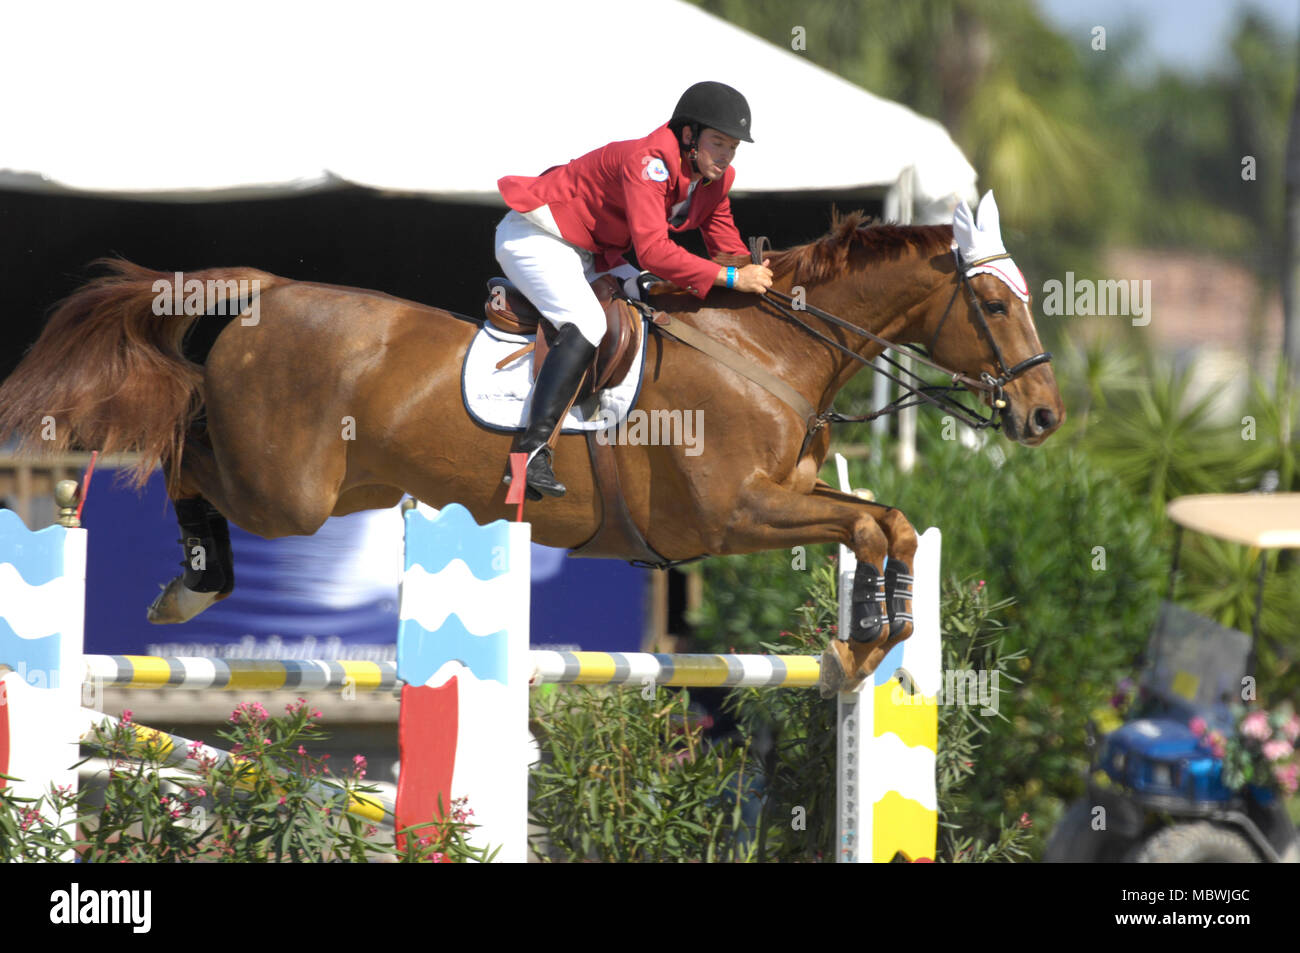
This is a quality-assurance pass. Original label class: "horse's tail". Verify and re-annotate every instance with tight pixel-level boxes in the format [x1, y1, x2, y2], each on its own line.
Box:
[0, 257, 279, 490]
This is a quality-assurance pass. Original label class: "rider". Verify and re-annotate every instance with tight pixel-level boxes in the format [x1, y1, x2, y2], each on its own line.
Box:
[495, 80, 774, 499]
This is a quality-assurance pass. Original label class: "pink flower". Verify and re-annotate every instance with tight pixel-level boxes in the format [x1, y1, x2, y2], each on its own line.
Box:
[1261, 739, 1294, 762]
[1272, 763, 1299, 794]
[229, 701, 269, 724]
[1284, 715, 1300, 744]
[1189, 717, 1207, 737]
[1018, 813, 1032, 829]
[1241, 711, 1270, 740]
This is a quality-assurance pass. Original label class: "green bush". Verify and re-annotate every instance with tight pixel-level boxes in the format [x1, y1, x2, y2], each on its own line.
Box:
[528, 686, 756, 862]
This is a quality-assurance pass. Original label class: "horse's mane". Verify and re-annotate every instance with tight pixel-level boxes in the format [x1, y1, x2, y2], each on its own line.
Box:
[761, 211, 953, 285]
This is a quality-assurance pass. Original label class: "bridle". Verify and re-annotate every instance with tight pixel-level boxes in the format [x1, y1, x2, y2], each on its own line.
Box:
[746, 236, 1052, 442]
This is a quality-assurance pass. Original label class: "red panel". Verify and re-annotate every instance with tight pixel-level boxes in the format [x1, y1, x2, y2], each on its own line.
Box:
[395, 679, 458, 855]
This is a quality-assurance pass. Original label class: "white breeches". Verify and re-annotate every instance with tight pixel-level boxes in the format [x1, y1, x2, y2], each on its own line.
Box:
[494, 209, 639, 347]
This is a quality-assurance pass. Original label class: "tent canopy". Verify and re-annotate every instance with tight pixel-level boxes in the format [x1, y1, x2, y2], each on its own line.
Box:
[1, 0, 976, 220]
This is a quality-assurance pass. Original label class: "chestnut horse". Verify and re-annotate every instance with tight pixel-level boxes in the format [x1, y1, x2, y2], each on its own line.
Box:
[0, 207, 1063, 694]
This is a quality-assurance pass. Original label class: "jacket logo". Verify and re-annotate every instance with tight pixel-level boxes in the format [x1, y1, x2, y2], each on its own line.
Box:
[641, 156, 670, 182]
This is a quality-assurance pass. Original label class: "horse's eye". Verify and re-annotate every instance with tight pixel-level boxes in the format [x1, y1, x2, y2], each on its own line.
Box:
[985, 300, 1007, 315]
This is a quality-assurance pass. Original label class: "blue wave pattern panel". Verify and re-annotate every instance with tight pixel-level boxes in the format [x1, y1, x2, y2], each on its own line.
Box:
[398, 615, 508, 687]
[0, 510, 71, 678]
[398, 504, 515, 687]
[402, 503, 514, 579]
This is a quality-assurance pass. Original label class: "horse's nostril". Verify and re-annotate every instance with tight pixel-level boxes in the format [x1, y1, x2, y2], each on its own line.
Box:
[1033, 407, 1057, 432]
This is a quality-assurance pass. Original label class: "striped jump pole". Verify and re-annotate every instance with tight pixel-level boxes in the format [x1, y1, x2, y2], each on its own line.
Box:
[79, 652, 818, 691]
[82, 656, 399, 693]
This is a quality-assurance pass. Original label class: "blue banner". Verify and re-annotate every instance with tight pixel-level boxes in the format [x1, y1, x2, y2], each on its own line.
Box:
[81, 471, 647, 657]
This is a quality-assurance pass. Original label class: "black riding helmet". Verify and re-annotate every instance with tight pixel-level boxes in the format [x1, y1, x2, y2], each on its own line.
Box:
[670, 81, 753, 143]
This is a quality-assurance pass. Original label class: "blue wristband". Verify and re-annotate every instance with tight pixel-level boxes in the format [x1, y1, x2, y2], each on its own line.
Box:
[726, 266, 736, 289]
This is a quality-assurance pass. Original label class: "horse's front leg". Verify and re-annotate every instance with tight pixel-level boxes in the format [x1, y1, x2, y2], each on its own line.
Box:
[722, 479, 918, 696]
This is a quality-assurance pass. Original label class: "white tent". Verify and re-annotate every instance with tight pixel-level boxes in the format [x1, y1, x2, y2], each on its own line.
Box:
[0, 0, 976, 222]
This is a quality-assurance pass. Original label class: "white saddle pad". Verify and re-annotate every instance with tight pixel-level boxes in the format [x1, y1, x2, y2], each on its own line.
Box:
[461, 320, 648, 433]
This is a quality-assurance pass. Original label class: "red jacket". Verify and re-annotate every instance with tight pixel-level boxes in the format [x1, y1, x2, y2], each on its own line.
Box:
[498, 124, 750, 298]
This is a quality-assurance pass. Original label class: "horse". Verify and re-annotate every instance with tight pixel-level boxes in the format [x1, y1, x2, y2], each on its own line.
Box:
[0, 194, 1063, 695]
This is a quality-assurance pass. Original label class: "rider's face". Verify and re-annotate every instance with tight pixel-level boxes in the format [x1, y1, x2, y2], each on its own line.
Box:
[688, 127, 739, 181]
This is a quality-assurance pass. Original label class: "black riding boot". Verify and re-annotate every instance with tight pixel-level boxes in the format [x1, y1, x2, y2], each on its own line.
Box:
[509, 323, 597, 498]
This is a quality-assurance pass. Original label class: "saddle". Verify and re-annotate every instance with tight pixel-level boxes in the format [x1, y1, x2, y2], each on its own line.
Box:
[483, 275, 643, 400]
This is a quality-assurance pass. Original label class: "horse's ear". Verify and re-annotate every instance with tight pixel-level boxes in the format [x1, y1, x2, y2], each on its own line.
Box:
[954, 191, 1011, 263]
[975, 191, 1001, 237]
[952, 199, 977, 255]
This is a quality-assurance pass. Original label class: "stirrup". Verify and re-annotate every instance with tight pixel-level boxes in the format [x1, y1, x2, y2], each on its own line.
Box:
[501, 451, 545, 501]
[523, 445, 566, 497]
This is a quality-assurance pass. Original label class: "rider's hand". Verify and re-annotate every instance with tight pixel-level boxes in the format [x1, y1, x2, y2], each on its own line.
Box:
[732, 259, 772, 294]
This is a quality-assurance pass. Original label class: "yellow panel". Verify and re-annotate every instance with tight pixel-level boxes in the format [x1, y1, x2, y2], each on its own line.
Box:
[120, 655, 173, 689]
[224, 662, 291, 692]
[339, 661, 385, 691]
[873, 680, 938, 751]
[128, 724, 178, 758]
[780, 656, 822, 688]
[872, 790, 937, 863]
[570, 653, 617, 684]
[1171, 671, 1200, 701]
[662, 657, 729, 688]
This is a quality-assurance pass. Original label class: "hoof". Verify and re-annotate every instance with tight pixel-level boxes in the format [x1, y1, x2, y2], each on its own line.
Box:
[819, 641, 867, 699]
[147, 576, 225, 624]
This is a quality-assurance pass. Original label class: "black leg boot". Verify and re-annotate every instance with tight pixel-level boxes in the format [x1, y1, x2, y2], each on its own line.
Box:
[506, 323, 597, 498]
[172, 497, 234, 595]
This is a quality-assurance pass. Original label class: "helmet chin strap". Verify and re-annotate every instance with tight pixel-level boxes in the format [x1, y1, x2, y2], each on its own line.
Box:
[682, 122, 704, 178]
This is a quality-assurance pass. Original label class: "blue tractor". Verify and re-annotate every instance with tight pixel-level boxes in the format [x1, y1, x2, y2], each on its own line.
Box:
[1045, 493, 1299, 863]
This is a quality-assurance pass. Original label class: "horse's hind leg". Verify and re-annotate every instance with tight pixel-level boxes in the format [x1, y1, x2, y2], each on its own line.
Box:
[147, 437, 237, 624]
[146, 496, 235, 624]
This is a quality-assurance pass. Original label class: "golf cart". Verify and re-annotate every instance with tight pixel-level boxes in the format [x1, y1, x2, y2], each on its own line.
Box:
[1045, 493, 1300, 863]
